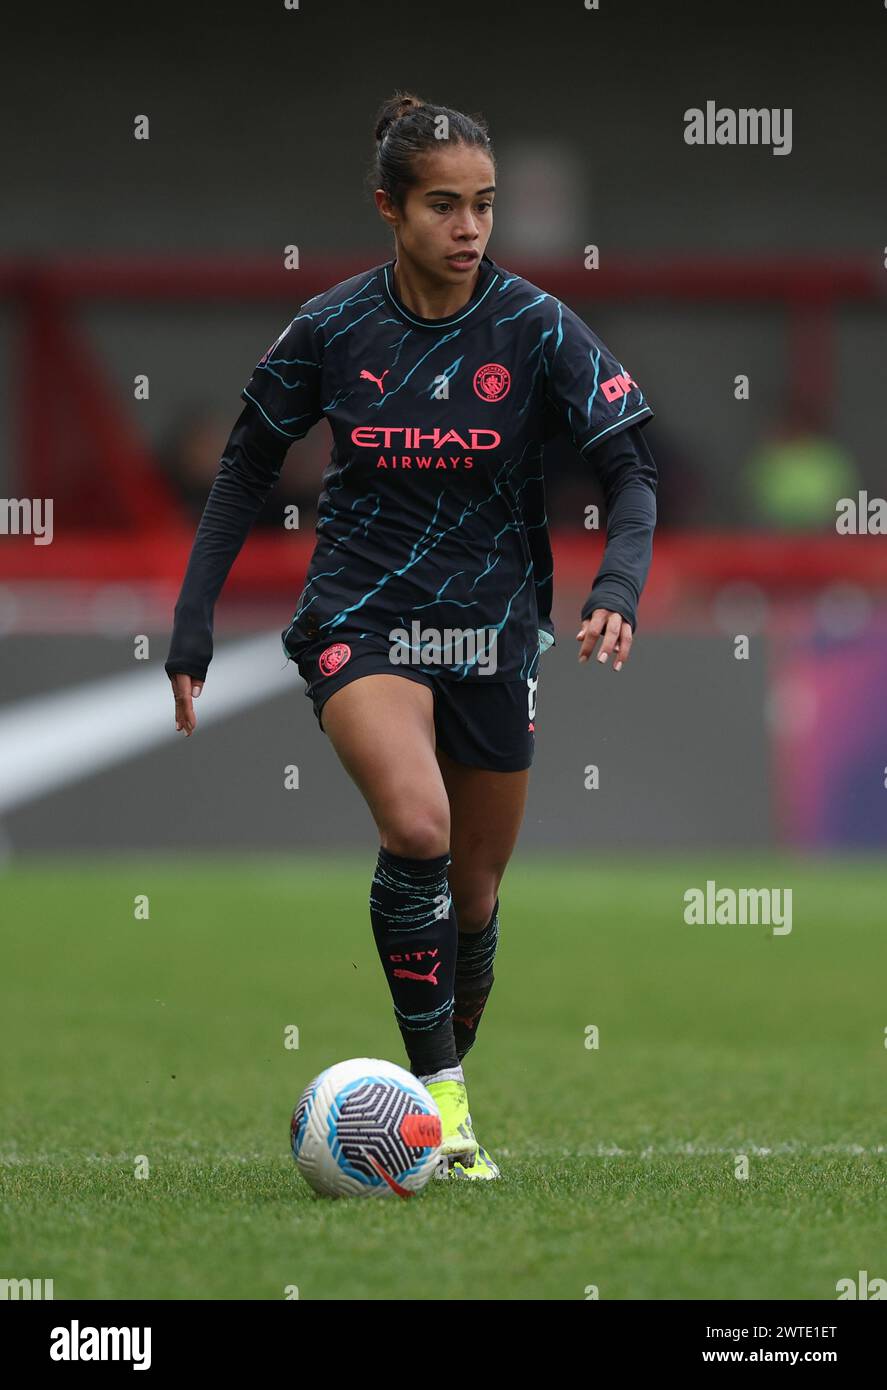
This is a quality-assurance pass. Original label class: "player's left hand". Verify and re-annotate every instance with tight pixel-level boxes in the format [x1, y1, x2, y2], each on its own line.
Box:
[576, 609, 633, 671]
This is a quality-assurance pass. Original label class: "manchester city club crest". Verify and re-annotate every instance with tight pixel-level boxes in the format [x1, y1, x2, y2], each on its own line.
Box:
[473, 362, 511, 402]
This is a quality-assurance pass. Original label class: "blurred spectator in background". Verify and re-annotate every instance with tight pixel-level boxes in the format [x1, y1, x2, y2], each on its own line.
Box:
[630, 423, 707, 529]
[741, 410, 860, 530]
[543, 420, 706, 530]
[494, 140, 584, 259]
[159, 411, 229, 521]
[159, 409, 329, 529]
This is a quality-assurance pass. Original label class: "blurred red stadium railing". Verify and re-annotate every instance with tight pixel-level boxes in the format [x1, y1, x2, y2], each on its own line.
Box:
[1, 254, 884, 599]
[2, 533, 885, 595]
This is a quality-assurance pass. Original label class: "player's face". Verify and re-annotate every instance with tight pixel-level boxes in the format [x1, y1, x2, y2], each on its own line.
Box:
[389, 145, 496, 284]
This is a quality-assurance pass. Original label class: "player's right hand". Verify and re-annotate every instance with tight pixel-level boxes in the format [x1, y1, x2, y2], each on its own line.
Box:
[170, 673, 203, 736]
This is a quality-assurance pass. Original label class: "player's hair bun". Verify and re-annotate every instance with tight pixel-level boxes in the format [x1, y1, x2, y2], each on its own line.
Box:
[368, 92, 495, 212]
[374, 92, 425, 144]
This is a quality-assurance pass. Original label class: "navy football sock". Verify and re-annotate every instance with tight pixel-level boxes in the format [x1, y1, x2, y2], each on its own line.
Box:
[452, 898, 500, 1061]
[369, 846, 459, 1077]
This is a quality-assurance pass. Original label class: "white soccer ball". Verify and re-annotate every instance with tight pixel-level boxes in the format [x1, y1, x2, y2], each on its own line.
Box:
[290, 1057, 443, 1198]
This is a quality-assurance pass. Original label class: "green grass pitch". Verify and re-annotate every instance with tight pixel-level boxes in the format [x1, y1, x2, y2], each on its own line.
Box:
[1, 855, 885, 1300]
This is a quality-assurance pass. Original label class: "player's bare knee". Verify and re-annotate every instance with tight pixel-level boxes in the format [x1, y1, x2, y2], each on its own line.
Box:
[452, 889, 498, 933]
[382, 811, 450, 861]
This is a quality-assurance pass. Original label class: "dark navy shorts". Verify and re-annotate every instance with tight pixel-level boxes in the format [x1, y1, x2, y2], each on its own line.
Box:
[293, 635, 539, 773]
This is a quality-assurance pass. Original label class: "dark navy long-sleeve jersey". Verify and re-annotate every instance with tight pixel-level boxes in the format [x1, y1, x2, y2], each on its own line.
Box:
[165, 252, 658, 684]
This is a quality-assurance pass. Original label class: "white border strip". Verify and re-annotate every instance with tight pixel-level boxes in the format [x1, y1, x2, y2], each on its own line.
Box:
[0, 632, 298, 813]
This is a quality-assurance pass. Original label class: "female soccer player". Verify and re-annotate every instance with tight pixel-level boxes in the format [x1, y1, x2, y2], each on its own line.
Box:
[165, 92, 658, 1180]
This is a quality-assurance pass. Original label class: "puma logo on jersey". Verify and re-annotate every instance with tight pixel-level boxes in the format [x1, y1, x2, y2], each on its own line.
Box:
[360, 368, 390, 393]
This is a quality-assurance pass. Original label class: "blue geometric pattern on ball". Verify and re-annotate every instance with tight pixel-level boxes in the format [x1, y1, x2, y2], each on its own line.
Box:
[290, 1079, 318, 1158]
[325, 1075, 436, 1186]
